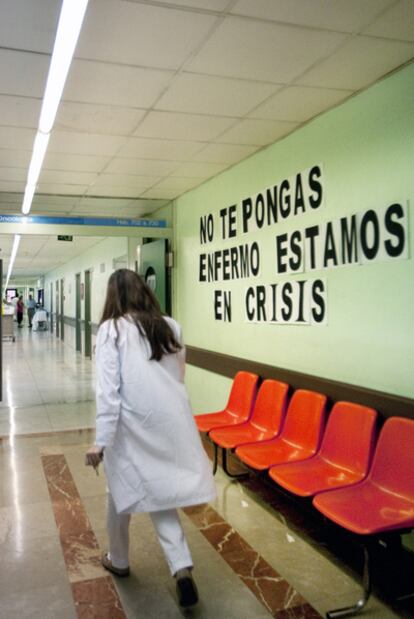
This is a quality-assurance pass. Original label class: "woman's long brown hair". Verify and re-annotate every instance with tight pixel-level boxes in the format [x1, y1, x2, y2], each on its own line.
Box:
[100, 269, 181, 361]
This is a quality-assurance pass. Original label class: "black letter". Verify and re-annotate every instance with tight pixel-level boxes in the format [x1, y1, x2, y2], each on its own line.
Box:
[250, 242, 260, 276]
[245, 288, 255, 321]
[323, 222, 338, 267]
[242, 198, 253, 233]
[255, 193, 265, 228]
[214, 290, 222, 320]
[256, 286, 267, 322]
[360, 210, 380, 260]
[281, 282, 293, 321]
[276, 233, 288, 274]
[311, 280, 326, 323]
[279, 180, 291, 219]
[266, 186, 278, 225]
[294, 173, 305, 214]
[289, 230, 302, 272]
[340, 215, 358, 264]
[199, 254, 206, 282]
[308, 165, 323, 209]
[384, 203, 405, 257]
[305, 225, 320, 269]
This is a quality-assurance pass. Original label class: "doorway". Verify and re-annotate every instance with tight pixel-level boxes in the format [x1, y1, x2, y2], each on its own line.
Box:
[49, 282, 54, 333]
[75, 273, 82, 353]
[84, 269, 92, 359]
[55, 280, 59, 337]
[60, 278, 64, 341]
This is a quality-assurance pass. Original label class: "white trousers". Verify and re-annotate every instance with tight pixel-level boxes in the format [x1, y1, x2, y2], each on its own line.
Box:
[106, 493, 193, 575]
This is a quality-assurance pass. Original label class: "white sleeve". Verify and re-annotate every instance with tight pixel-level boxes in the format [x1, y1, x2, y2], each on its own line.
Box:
[95, 322, 121, 448]
[175, 321, 186, 383]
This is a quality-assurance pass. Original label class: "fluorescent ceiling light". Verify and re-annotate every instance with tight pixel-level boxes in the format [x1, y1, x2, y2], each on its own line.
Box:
[21, 184, 36, 215]
[39, 0, 89, 134]
[21, 0, 89, 217]
[27, 131, 50, 186]
[5, 235, 21, 289]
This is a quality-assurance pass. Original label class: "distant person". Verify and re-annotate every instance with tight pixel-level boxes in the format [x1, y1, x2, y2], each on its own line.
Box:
[26, 295, 36, 328]
[16, 296, 24, 328]
[85, 269, 216, 608]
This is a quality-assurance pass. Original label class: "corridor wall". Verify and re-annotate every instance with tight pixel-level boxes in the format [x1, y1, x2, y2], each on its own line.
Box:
[171, 62, 414, 410]
[44, 237, 128, 351]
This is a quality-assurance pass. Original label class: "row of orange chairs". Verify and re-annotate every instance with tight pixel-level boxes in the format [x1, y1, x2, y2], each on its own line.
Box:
[195, 371, 414, 619]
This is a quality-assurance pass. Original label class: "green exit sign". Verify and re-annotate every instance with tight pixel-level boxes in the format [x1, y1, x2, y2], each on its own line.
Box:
[57, 235, 73, 241]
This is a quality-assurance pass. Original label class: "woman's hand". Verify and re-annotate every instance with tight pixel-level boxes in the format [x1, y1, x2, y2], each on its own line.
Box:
[85, 445, 104, 472]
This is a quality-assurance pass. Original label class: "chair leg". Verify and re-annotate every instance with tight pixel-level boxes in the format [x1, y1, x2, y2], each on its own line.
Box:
[212, 442, 218, 475]
[326, 545, 371, 619]
[222, 448, 249, 479]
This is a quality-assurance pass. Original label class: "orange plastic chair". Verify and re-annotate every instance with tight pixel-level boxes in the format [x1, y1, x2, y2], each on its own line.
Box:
[269, 401, 377, 496]
[209, 379, 289, 477]
[195, 371, 259, 472]
[313, 416, 414, 618]
[235, 389, 327, 471]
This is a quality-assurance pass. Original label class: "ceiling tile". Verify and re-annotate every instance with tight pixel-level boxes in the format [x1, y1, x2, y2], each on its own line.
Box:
[0, 149, 31, 169]
[297, 35, 414, 89]
[0, 0, 60, 53]
[193, 142, 259, 164]
[91, 174, 160, 190]
[249, 85, 353, 121]
[55, 102, 146, 136]
[169, 161, 229, 178]
[117, 137, 204, 160]
[63, 59, 174, 108]
[148, 177, 203, 191]
[36, 183, 90, 195]
[0, 127, 36, 151]
[364, 0, 414, 42]
[38, 170, 98, 186]
[85, 185, 147, 198]
[0, 167, 27, 182]
[188, 17, 348, 83]
[48, 130, 127, 156]
[155, 73, 280, 116]
[0, 50, 49, 98]
[105, 157, 179, 176]
[216, 118, 298, 145]
[140, 188, 180, 199]
[78, 196, 133, 209]
[134, 111, 237, 141]
[135, 0, 231, 10]
[0, 96, 41, 129]
[43, 152, 110, 173]
[0, 181, 25, 193]
[33, 195, 80, 207]
[77, 0, 218, 70]
[231, 0, 395, 33]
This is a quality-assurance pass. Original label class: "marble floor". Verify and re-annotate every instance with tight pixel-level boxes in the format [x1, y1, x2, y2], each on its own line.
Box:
[0, 328, 413, 618]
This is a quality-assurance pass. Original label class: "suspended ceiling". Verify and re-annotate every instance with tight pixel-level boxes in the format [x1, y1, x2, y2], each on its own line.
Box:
[0, 0, 413, 277]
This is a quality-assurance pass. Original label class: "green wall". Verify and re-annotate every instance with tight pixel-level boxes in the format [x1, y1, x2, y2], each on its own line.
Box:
[174, 62, 414, 402]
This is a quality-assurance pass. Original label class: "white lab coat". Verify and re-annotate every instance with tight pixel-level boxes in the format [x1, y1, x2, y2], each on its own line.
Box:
[95, 316, 216, 514]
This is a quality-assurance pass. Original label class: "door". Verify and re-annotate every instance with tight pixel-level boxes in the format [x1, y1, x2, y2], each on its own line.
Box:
[140, 239, 168, 313]
[84, 269, 92, 359]
[75, 273, 81, 353]
[60, 278, 64, 341]
[49, 282, 54, 333]
[55, 280, 59, 337]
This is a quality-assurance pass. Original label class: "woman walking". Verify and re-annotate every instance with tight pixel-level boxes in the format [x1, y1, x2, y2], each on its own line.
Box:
[16, 295, 24, 328]
[85, 269, 215, 608]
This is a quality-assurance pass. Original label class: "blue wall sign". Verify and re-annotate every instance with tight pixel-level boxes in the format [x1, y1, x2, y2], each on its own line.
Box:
[0, 214, 166, 228]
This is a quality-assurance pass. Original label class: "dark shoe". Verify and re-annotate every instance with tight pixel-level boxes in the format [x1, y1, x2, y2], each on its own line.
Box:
[101, 552, 130, 577]
[175, 568, 199, 608]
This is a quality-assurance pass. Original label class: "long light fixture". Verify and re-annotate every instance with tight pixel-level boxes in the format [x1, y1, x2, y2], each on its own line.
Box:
[20, 0, 89, 216]
[8, 0, 89, 285]
[4, 235, 21, 290]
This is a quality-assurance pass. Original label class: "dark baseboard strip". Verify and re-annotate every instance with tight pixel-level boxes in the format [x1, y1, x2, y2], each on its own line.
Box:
[186, 346, 414, 421]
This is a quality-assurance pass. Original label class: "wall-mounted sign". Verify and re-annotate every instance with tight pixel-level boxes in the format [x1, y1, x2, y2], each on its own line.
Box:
[0, 214, 166, 228]
[198, 163, 409, 326]
[57, 235, 73, 241]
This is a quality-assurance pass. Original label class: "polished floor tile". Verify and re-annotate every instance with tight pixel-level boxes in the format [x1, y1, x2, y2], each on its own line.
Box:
[0, 331, 412, 618]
